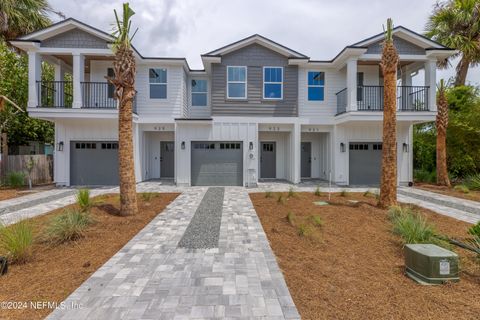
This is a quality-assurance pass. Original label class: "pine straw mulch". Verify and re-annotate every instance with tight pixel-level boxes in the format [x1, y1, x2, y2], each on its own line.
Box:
[0, 192, 179, 320]
[0, 184, 55, 201]
[250, 192, 480, 320]
[415, 183, 480, 203]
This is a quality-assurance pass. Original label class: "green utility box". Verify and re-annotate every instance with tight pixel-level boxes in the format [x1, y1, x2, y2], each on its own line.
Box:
[404, 244, 459, 285]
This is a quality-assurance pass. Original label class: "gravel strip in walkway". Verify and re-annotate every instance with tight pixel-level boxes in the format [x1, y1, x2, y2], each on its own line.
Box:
[178, 187, 225, 249]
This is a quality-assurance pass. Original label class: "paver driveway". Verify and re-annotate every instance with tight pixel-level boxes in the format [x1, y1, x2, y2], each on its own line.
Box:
[47, 186, 300, 320]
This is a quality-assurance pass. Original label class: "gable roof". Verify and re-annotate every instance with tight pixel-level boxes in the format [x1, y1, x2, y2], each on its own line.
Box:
[203, 34, 309, 58]
[351, 26, 452, 50]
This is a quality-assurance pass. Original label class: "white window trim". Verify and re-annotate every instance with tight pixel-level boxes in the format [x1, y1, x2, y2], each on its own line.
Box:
[307, 70, 325, 102]
[263, 66, 283, 100]
[149, 68, 167, 99]
[191, 79, 208, 107]
[226, 66, 247, 99]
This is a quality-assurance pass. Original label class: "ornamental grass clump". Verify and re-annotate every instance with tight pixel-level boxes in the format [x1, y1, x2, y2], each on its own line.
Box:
[314, 186, 321, 197]
[286, 211, 296, 226]
[265, 191, 273, 198]
[0, 220, 33, 264]
[288, 187, 297, 198]
[46, 209, 93, 244]
[454, 184, 470, 194]
[76, 188, 93, 212]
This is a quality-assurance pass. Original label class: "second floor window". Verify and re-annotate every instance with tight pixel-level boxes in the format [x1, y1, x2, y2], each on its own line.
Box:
[191, 79, 207, 106]
[227, 66, 247, 99]
[263, 67, 283, 99]
[308, 71, 325, 101]
[149, 68, 167, 99]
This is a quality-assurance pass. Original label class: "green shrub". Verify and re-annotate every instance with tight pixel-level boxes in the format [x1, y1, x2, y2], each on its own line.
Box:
[46, 209, 93, 244]
[0, 220, 34, 264]
[464, 173, 480, 191]
[363, 190, 373, 197]
[314, 186, 321, 197]
[5, 171, 25, 188]
[414, 169, 436, 183]
[389, 206, 444, 246]
[286, 212, 296, 226]
[288, 187, 297, 198]
[265, 191, 273, 198]
[468, 222, 480, 238]
[454, 184, 470, 194]
[277, 194, 285, 204]
[297, 224, 312, 237]
[76, 189, 93, 212]
[310, 215, 323, 227]
[340, 189, 348, 197]
[141, 192, 157, 201]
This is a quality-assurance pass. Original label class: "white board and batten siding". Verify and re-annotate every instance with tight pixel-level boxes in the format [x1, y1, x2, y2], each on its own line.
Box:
[175, 122, 258, 186]
[333, 123, 412, 185]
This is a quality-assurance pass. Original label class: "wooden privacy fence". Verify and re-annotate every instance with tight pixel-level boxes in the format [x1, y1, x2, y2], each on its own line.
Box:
[3, 154, 53, 185]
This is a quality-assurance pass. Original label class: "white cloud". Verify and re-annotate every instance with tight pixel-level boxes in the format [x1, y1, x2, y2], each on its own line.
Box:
[49, 0, 479, 85]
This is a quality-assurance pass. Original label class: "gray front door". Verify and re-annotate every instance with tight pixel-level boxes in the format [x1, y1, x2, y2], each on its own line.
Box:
[301, 142, 311, 178]
[191, 141, 243, 186]
[70, 141, 119, 185]
[260, 142, 276, 179]
[160, 141, 174, 178]
[349, 142, 382, 185]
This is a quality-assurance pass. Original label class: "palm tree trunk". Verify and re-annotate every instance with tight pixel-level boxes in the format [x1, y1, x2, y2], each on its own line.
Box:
[454, 55, 470, 87]
[436, 82, 450, 187]
[118, 91, 137, 216]
[379, 68, 398, 208]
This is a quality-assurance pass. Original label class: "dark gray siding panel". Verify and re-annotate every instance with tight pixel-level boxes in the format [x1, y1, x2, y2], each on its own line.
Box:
[41, 28, 109, 49]
[211, 44, 298, 117]
[366, 36, 425, 55]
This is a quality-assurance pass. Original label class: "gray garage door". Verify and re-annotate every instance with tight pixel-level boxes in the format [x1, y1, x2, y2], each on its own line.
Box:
[349, 142, 382, 186]
[70, 141, 119, 185]
[191, 141, 243, 186]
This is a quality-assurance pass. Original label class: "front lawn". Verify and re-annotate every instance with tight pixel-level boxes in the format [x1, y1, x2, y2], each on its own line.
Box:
[250, 191, 480, 320]
[0, 192, 179, 320]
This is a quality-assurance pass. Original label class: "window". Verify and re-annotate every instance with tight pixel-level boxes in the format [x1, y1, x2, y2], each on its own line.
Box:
[75, 142, 96, 149]
[101, 142, 118, 149]
[308, 71, 325, 101]
[263, 67, 283, 99]
[149, 68, 167, 99]
[357, 72, 364, 101]
[220, 143, 241, 150]
[107, 68, 115, 99]
[193, 143, 215, 150]
[191, 79, 207, 106]
[227, 66, 247, 99]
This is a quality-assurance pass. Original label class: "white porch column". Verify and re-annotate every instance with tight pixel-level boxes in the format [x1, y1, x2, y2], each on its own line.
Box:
[424, 59, 437, 112]
[346, 58, 358, 111]
[401, 69, 412, 86]
[72, 53, 84, 108]
[133, 123, 142, 183]
[291, 123, 301, 184]
[27, 51, 41, 108]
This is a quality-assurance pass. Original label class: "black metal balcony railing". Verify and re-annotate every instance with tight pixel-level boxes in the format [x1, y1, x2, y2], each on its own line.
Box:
[336, 85, 429, 114]
[82, 82, 117, 109]
[336, 88, 347, 114]
[37, 81, 73, 108]
[36, 81, 137, 113]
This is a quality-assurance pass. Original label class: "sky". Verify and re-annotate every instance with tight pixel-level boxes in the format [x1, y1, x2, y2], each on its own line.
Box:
[48, 0, 479, 85]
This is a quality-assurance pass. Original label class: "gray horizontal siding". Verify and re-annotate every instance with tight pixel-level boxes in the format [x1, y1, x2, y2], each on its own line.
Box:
[211, 44, 298, 117]
[41, 28, 108, 49]
[366, 36, 425, 55]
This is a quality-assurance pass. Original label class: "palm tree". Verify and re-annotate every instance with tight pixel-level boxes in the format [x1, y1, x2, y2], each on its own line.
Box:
[426, 0, 480, 86]
[379, 18, 399, 209]
[107, 3, 138, 216]
[436, 79, 451, 187]
[0, 0, 64, 40]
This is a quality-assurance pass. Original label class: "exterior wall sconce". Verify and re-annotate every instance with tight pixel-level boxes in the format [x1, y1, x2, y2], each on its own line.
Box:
[403, 143, 409, 153]
[340, 142, 345, 153]
[181, 141, 185, 150]
[249, 142, 253, 150]
[57, 141, 64, 151]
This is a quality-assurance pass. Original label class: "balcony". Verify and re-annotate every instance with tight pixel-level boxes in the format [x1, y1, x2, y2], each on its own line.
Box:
[36, 81, 136, 112]
[336, 86, 429, 115]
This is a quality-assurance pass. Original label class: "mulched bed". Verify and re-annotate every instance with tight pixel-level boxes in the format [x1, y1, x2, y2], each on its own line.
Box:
[0, 184, 55, 201]
[415, 183, 480, 202]
[0, 192, 179, 320]
[250, 192, 480, 320]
